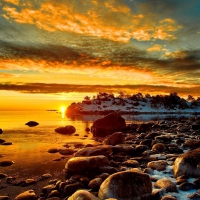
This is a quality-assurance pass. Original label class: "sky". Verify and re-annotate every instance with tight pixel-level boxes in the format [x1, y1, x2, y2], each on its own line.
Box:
[0, 0, 200, 110]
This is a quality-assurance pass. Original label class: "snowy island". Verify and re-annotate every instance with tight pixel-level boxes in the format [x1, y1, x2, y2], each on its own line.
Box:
[67, 92, 200, 115]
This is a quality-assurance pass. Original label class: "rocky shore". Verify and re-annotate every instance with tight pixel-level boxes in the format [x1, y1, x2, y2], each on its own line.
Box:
[1, 112, 200, 200]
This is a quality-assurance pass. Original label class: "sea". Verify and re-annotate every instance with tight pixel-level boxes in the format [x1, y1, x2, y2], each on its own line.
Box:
[0, 110, 198, 198]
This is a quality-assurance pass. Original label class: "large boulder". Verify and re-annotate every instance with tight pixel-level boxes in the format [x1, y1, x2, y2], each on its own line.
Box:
[74, 145, 112, 157]
[54, 125, 76, 135]
[98, 169, 152, 200]
[102, 132, 125, 145]
[65, 155, 109, 175]
[173, 148, 200, 177]
[91, 112, 126, 137]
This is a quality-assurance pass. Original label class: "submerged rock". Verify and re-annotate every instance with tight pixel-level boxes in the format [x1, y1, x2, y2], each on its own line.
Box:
[98, 169, 152, 200]
[0, 161, 14, 167]
[91, 112, 126, 137]
[25, 121, 39, 127]
[55, 125, 76, 135]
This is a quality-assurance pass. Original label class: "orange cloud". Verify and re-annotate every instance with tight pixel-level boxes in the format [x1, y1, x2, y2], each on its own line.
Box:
[2, 1, 181, 42]
[147, 44, 163, 52]
[3, 0, 19, 5]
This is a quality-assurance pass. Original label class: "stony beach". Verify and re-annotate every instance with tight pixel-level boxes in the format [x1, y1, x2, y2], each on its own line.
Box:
[1, 112, 200, 200]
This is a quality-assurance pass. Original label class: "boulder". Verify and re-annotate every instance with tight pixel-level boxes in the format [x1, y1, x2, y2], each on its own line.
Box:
[65, 155, 109, 175]
[154, 178, 178, 192]
[68, 190, 100, 200]
[91, 112, 126, 137]
[102, 132, 125, 145]
[173, 148, 200, 177]
[54, 125, 76, 135]
[0, 161, 14, 167]
[183, 140, 200, 149]
[74, 145, 112, 157]
[25, 121, 39, 127]
[15, 190, 37, 200]
[59, 148, 74, 155]
[98, 169, 152, 200]
[152, 143, 166, 152]
[0, 129, 2, 134]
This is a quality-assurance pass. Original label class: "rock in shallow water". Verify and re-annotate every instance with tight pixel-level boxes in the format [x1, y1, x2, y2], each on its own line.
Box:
[68, 190, 99, 200]
[98, 169, 152, 200]
[91, 112, 126, 137]
[0, 160, 14, 167]
[54, 125, 76, 135]
[25, 121, 39, 127]
[15, 190, 37, 200]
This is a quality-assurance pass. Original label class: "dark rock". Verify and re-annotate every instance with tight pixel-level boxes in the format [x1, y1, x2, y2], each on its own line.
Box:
[85, 127, 90, 132]
[88, 177, 103, 191]
[183, 140, 200, 149]
[91, 112, 126, 137]
[102, 132, 125, 145]
[14, 190, 37, 200]
[161, 196, 178, 200]
[25, 121, 39, 127]
[194, 178, 200, 189]
[1, 142, 12, 146]
[0, 139, 5, 144]
[152, 143, 166, 152]
[173, 148, 200, 177]
[0, 129, 3, 134]
[74, 145, 112, 157]
[63, 182, 84, 197]
[135, 144, 148, 154]
[65, 155, 109, 175]
[145, 132, 161, 139]
[151, 189, 165, 200]
[0, 173, 7, 178]
[179, 182, 195, 191]
[192, 123, 200, 130]
[55, 125, 76, 135]
[48, 148, 59, 154]
[59, 148, 74, 155]
[98, 169, 152, 200]
[188, 193, 200, 200]
[154, 178, 178, 192]
[140, 139, 153, 147]
[0, 161, 14, 167]
[47, 190, 61, 198]
[137, 122, 155, 133]
[99, 166, 118, 174]
[0, 196, 9, 200]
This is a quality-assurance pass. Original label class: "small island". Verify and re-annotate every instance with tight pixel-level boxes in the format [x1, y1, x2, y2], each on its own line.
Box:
[67, 92, 200, 115]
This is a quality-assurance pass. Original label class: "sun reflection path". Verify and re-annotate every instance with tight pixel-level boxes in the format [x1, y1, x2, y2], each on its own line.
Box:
[60, 106, 66, 119]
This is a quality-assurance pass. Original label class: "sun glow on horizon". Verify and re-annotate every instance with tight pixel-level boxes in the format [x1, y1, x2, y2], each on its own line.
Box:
[60, 105, 67, 118]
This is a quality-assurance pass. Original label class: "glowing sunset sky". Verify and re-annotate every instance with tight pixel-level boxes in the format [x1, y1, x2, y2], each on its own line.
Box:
[0, 0, 200, 110]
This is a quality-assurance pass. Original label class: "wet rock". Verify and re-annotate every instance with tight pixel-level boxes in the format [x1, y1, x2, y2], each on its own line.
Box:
[1, 142, 12, 146]
[147, 160, 167, 171]
[135, 144, 148, 154]
[173, 148, 200, 177]
[145, 132, 161, 139]
[63, 182, 84, 197]
[0, 173, 7, 178]
[98, 169, 152, 200]
[15, 190, 37, 200]
[55, 125, 76, 135]
[102, 132, 125, 145]
[183, 140, 200, 149]
[192, 122, 200, 130]
[91, 112, 126, 137]
[152, 143, 166, 152]
[85, 127, 90, 132]
[65, 155, 109, 175]
[155, 135, 172, 143]
[48, 148, 59, 153]
[122, 159, 139, 167]
[47, 190, 61, 198]
[0, 161, 14, 167]
[139, 139, 153, 147]
[74, 145, 112, 157]
[0, 139, 6, 144]
[154, 178, 178, 192]
[161, 195, 178, 200]
[59, 148, 74, 155]
[41, 173, 52, 180]
[88, 177, 103, 191]
[137, 122, 155, 133]
[178, 182, 195, 191]
[188, 192, 200, 200]
[99, 166, 118, 174]
[21, 179, 37, 187]
[68, 190, 99, 200]
[151, 188, 165, 200]
[112, 144, 136, 155]
[0, 129, 2, 134]
[25, 121, 39, 127]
